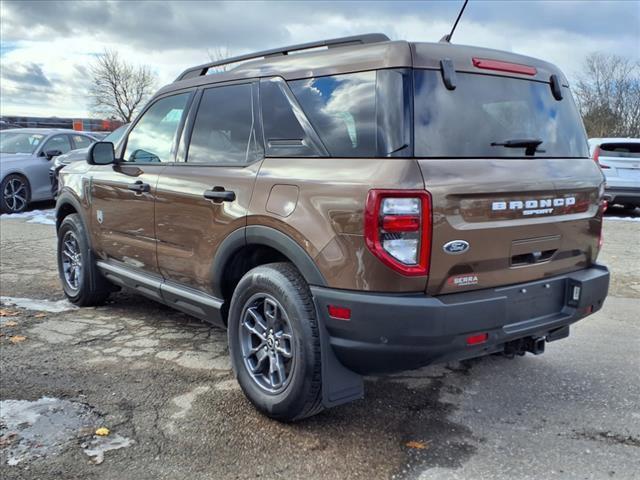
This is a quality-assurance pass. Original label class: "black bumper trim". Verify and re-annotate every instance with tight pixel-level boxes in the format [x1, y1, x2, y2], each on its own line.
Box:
[311, 265, 609, 374]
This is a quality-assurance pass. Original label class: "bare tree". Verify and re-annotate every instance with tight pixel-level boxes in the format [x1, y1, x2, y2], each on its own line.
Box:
[575, 52, 640, 138]
[89, 50, 156, 123]
[206, 46, 233, 73]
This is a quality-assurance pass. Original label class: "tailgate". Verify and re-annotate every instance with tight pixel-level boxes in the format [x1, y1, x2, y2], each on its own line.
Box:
[597, 141, 640, 186]
[420, 158, 604, 295]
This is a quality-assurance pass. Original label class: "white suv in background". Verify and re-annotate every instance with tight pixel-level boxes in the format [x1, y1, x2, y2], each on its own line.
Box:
[589, 138, 640, 209]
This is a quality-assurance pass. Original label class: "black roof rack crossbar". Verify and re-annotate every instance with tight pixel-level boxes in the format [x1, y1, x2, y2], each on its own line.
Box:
[175, 33, 390, 82]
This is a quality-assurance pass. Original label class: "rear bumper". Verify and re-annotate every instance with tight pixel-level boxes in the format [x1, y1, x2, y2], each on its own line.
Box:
[604, 186, 640, 205]
[312, 265, 609, 374]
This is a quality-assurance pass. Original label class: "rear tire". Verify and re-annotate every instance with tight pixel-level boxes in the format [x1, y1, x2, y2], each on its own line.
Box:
[228, 262, 323, 421]
[1, 174, 30, 214]
[57, 213, 111, 306]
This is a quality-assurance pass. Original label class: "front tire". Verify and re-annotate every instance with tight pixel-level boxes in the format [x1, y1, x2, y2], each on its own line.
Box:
[57, 213, 111, 306]
[228, 263, 323, 421]
[1, 174, 30, 214]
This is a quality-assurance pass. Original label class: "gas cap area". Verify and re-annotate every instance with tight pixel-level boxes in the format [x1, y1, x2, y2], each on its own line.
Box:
[266, 184, 299, 218]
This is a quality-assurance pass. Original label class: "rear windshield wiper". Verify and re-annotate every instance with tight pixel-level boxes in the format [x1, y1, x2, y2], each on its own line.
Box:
[491, 138, 543, 156]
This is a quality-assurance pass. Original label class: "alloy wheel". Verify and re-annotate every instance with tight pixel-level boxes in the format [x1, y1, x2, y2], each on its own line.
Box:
[239, 294, 295, 394]
[3, 178, 27, 212]
[61, 231, 82, 291]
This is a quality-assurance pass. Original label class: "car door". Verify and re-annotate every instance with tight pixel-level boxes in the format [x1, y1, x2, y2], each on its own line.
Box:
[155, 82, 263, 307]
[31, 134, 73, 200]
[90, 92, 193, 275]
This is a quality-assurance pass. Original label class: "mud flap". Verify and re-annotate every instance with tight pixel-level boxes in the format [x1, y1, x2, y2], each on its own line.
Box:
[317, 312, 364, 408]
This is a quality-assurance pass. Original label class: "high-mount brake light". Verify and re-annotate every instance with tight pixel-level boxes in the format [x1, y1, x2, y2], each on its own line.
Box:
[472, 58, 537, 76]
[365, 190, 432, 276]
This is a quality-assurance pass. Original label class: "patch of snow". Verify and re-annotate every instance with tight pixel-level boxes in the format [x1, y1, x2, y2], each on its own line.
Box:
[1, 397, 98, 466]
[83, 434, 135, 464]
[0, 209, 55, 225]
[0, 296, 78, 313]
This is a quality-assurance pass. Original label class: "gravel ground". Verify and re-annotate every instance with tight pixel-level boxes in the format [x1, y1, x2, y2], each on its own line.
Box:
[0, 204, 638, 480]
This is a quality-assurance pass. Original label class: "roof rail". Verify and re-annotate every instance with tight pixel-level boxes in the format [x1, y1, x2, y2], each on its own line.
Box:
[175, 33, 390, 82]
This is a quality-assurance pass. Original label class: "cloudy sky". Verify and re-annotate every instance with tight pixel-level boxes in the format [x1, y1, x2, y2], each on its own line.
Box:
[1, 0, 638, 118]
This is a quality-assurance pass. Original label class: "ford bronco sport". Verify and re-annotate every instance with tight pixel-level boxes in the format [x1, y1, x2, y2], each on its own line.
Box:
[55, 34, 610, 421]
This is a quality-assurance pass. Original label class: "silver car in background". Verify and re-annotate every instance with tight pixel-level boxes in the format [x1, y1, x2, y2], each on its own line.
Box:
[0, 129, 97, 213]
[49, 124, 129, 196]
[589, 137, 640, 209]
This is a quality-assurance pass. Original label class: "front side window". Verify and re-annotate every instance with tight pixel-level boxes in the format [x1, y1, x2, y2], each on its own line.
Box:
[187, 83, 261, 165]
[123, 93, 191, 163]
[414, 70, 588, 158]
[289, 72, 377, 157]
[42, 135, 72, 155]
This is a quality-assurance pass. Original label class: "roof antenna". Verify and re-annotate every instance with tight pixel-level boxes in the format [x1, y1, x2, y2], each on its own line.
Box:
[440, 0, 469, 43]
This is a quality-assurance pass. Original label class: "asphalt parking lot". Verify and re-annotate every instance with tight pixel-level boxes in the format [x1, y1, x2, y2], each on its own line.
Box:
[1, 204, 639, 480]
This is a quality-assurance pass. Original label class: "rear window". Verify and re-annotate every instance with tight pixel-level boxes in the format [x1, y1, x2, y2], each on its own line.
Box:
[414, 70, 588, 158]
[599, 142, 640, 158]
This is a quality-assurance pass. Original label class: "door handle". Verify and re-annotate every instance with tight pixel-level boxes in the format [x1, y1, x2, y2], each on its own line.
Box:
[203, 187, 236, 203]
[128, 180, 150, 194]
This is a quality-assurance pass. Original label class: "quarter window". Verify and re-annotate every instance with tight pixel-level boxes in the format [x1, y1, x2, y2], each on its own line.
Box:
[123, 93, 191, 163]
[289, 72, 377, 157]
[187, 83, 261, 164]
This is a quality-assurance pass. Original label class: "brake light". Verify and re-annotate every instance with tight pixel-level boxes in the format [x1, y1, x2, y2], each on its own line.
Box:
[472, 58, 537, 76]
[593, 146, 610, 169]
[365, 190, 432, 276]
[328, 305, 351, 321]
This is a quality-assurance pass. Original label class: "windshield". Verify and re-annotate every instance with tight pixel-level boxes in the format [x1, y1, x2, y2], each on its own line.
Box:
[103, 124, 128, 145]
[0, 132, 46, 154]
[414, 70, 588, 158]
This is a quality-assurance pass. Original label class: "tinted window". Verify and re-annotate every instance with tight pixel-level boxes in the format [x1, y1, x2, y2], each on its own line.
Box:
[414, 70, 588, 158]
[43, 135, 72, 155]
[72, 135, 93, 149]
[260, 79, 319, 157]
[124, 93, 190, 163]
[599, 142, 640, 158]
[187, 84, 261, 164]
[290, 72, 377, 157]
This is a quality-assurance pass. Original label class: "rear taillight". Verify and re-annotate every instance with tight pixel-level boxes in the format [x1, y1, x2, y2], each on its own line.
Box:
[364, 190, 432, 276]
[593, 146, 610, 169]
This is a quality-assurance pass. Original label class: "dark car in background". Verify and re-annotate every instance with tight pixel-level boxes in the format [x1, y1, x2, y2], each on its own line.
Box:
[50, 124, 129, 196]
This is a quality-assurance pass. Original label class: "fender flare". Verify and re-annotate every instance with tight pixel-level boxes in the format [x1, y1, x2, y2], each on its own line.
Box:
[55, 191, 90, 235]
[211, 225, 328, 298]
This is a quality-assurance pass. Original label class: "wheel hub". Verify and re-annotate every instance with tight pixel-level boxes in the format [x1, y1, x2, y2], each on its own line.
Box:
[3, 178, 27, 212]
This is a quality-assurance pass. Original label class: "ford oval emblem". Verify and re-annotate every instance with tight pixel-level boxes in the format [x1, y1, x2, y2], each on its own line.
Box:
[443, 240, 469, 255]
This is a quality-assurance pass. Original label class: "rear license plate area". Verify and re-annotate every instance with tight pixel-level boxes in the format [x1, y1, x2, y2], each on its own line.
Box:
[501, 279, 566, 323]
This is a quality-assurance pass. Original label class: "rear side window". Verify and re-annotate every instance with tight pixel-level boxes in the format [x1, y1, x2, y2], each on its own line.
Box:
[72, 135, 93, 149]
[599, 142, 640, 158]
[187, 83, 261, 165]
[289, 72, 376, 157]
[414, 70, 588, 158]
[123, 93, 191, 163]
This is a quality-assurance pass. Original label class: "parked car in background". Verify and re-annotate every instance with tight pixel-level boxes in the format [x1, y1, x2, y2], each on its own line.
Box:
[49, 124, 129, 196]
[589, 138, 640, 209]
[1, 129, 96, 213]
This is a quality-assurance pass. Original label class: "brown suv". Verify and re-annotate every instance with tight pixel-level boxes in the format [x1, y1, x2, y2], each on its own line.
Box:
[55, 34, 610, 421]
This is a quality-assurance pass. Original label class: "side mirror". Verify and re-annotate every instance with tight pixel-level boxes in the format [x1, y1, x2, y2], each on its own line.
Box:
[45, 149, 62, 160]
[88, 141, 115, 165]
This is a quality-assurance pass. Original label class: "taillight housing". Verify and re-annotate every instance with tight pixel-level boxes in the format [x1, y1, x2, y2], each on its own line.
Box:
[364, 190, 432, 276]
[593, 146, 610, 169]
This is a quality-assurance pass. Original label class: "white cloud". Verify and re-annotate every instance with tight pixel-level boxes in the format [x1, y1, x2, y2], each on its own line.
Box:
[1, 0, 637, 118]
